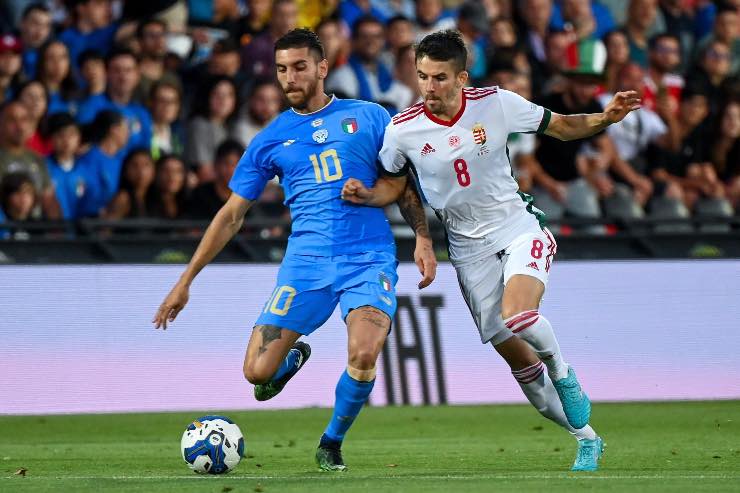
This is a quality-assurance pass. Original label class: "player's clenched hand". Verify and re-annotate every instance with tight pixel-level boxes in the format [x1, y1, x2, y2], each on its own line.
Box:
[415, 238, 437, 289]
[341, 178, 373, 204]
[153, 282, 190, 329]
[604, 90, 641, 124]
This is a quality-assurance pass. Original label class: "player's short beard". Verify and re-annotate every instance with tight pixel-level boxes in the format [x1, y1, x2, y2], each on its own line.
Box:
[286, 78, 319, 110]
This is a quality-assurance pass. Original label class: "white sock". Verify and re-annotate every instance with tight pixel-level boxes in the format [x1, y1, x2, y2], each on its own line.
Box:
[505, 311, 569, 381]
[512, 362, 597, 441]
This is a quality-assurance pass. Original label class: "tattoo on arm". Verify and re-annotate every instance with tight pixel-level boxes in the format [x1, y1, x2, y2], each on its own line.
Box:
[396, 175, 431, 239]
[256, 324, 282, 355]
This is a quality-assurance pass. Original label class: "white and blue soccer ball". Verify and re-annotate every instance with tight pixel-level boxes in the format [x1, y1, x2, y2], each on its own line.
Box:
[181, 415, 245, 474]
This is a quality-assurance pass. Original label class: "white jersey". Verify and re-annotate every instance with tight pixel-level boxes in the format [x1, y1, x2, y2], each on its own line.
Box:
[379, 86, 550, 262]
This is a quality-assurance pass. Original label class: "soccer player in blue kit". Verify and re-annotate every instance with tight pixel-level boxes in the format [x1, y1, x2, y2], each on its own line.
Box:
[153, 29, 436, 471]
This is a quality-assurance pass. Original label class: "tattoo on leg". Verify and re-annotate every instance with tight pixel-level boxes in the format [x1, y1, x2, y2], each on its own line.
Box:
[257, 324, 282, 355]
[354, 307, 390, 330]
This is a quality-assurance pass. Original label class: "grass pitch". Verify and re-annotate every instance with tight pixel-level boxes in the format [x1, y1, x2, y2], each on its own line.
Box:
[1, 401, 738, 492]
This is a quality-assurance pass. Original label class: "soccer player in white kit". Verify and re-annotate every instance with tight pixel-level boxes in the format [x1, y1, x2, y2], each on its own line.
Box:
[342, 30, 642, 472]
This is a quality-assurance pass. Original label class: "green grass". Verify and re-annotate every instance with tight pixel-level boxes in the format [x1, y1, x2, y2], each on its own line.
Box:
[1, 401, 739, 492]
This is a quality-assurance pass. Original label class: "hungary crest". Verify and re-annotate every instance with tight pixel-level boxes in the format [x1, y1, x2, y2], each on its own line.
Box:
[472, 123, 487, 145]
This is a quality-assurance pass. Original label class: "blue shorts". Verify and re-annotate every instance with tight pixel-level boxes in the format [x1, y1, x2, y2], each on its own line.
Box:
[254, 251, 399, 335]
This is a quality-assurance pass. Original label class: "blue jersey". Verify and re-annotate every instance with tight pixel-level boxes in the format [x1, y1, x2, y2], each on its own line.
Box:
[77, 94, 153, 150]
[46, 156, 96, 219]
[77, 145, 125, 216]
[230, 97, 395, 257]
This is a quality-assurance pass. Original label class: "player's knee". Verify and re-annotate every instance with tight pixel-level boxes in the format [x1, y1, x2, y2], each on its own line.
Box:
[348, 348, 378, 370]
[243, 362, 271, 385]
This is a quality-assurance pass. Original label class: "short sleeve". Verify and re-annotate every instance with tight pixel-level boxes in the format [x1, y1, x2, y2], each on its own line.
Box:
[228, 135, 277, 200]
[378, 121, 409, 177]
[498, 89, 551, 135]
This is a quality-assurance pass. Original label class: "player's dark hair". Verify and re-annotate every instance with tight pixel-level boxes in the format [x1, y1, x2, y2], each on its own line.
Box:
[415, 30, 467, 73]
[274, 28, 325, 61]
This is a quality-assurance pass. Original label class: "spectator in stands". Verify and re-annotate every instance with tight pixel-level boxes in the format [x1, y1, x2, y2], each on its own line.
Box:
[394, 44, 421, 108]
[642, 33, 683, 116]
[338, 0, 389, 30]
[0, 101, 59, 218]
[381, 15, 415, 69]
[77, 48, 153, 150]
[104, 148, 155, 219]
[148, 154, 189, 219]
[59, 0, 118, 69]
[36, 40, 78, 116]
[149, 80, 184, 160]
[78, 109, 129, 216]
[603, 30, 631, 95]
[515, 0, 555, 99]
[650, 87, 717, 211]
[18, 2, 53, 79]
[0, 34, 23, 105]
[414, 0, 457, 41]
[240, 0, 298, 79]
[457, 1, 489, 82]
[326, 15, 413, 113]
[78, 49, 106, 98]
[136, 18, 180, 103]
[560, 0, 615, 41]
[233, 0, 272, 47]
[696, 6, 740, 75]
[686, 40, 735, 118]
[0, 171, 37, 223]
[186, 139, 242, 219]
[600, 63, 671, 208]
[625, 0, 660, 67]
[208, 38, 250, 99]
[316, 18, 348, 72]
[45, 112, 92, 219]
[711, 100, 740, 206]
[186, 75, 240, 182]
[232, 79, 282, 147]
[15, 80, 50, 156]
[657, 0, 695, 69]
[539, 29, 574, 96]
[533, 41, 615, 220]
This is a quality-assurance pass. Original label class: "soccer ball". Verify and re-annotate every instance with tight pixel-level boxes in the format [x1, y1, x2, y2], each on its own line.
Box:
[181, 415, 245, 474]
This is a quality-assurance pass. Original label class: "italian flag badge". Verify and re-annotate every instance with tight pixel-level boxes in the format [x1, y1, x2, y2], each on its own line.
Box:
[379, 273, 392, 291]
[341, 118, 358, 134]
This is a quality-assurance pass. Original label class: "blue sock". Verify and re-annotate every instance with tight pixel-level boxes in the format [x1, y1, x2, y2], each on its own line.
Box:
[323, 370, 375, 443]
[269, 348, 299, 382]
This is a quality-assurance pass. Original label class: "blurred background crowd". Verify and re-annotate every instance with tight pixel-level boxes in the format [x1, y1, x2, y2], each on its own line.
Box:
[0, 0, 737, 239]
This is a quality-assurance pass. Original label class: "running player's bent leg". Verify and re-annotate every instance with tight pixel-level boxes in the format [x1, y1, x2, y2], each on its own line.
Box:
[494, 335, 596, 441]
[501, 274, 568, 381]
[243, 325, 301, 384]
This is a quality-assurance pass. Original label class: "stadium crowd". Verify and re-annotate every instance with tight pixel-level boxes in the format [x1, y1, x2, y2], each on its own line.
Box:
[0, 0, 737, 236]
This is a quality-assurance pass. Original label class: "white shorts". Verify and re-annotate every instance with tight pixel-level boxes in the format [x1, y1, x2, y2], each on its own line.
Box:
[453, 227, 557, 345]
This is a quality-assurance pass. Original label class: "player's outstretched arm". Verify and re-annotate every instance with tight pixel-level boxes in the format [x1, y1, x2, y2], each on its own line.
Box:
[341, 176, 407, 206]
[544, 90, 641, 141]
[153, 193, 253, 329]
[396, 176, 437, 289]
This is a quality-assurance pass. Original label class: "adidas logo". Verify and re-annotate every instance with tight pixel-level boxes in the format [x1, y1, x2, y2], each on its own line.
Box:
[421, 143, 436, 156]
[526, 262, 540, 271]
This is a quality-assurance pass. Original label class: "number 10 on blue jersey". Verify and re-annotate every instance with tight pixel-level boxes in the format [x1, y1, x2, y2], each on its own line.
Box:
[310, 149, 343, 183]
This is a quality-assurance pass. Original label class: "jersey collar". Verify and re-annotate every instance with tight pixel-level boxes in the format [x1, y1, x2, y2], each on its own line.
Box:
[423, 90, 466, 127]
[290, 94, 337, 116]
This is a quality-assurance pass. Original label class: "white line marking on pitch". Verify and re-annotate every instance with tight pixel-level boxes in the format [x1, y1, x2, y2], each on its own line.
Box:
[4, 474, 739, 481]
